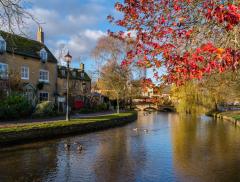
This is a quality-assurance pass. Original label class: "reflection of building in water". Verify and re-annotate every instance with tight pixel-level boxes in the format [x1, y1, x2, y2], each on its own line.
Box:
[0, 142, 58, 181]
[170, 115, 240, 182]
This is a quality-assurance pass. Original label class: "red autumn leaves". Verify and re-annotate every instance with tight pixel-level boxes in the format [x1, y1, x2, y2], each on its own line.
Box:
[109, 0, 240, 85]
[205, 3, 240, 30]
[165, 43, 240, 85]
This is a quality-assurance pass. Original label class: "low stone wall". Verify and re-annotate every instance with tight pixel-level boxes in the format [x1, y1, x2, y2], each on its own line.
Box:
[0, 113, 137, 146]
[213, 113, 240, 127]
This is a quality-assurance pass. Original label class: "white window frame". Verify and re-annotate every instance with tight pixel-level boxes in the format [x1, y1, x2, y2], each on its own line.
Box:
[21, 66, 29, 80]
[61, 70, 66, 77]
[39, 69, 49, 83]
[80, 72, 84, 78]
[0, 36, 6, 53]
[39, 92, 49, 102]
[0, 62, 8, 79]
[40, 48, 48, 62]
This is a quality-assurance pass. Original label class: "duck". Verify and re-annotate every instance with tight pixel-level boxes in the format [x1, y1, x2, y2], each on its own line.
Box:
[143, 129, 149, 133]
[133, 128, 138, 131]
[77, 144, 83, 152]
[64, 143, 70, 150]
[74, 142, 83, 152]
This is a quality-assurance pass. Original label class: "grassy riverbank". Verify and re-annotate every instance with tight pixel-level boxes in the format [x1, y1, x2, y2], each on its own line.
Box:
[213, 111, 240, 127]
[0, 112, 137, 146]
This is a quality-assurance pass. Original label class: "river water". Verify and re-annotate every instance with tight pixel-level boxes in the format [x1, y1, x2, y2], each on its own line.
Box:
[0, 112, 239, 182]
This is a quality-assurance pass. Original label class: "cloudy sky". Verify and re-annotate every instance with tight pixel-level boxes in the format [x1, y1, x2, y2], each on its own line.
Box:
[25, 0, 121, 70]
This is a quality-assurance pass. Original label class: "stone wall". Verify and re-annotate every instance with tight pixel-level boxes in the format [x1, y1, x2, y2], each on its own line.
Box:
[0, 113, 137, 147]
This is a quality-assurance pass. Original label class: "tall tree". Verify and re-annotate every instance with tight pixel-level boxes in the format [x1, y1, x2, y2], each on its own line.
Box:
[0, 0, 34, 33]
[171, 71, 240, 114]
[109, 0, 240, 85]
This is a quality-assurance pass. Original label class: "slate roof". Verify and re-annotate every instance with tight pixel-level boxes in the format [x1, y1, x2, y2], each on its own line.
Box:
[0, 30, 57, 63]
[58, 66, 91, 81]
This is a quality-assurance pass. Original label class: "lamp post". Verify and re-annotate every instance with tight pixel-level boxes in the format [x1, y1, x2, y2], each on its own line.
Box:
[64, 51, 72, 121]
[82, 81, 86, 104]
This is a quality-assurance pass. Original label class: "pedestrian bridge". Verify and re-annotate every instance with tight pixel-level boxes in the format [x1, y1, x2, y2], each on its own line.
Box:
[134, 103, 175, 112]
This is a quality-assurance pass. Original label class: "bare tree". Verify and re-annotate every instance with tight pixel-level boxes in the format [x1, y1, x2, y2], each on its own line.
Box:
[0, 0, 36, 33]
[56, 43, 67, 65]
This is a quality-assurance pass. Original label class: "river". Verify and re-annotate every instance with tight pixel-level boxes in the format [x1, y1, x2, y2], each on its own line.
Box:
[0, 112, 239, 182]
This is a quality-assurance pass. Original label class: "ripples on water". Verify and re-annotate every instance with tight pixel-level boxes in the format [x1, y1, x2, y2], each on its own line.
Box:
[0, 112, 239, 182]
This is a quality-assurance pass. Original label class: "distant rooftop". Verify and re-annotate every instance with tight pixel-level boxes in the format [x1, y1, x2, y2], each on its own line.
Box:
[58, 65, 91, 81]
[0, 30, 57, 63]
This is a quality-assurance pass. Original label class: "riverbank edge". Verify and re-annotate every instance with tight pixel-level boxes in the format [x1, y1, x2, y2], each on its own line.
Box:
[212, 112, 240, 127]
[0, 112, 137, 147]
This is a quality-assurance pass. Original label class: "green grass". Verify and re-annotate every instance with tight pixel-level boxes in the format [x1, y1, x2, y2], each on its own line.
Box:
[218, 111, 240, 121]
[0, 112, 136, 133]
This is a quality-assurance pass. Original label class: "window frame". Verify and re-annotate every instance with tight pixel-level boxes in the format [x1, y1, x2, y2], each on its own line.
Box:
[0, 36, 6, 53]
[39, 92, 49, 102]
[40, 48, 48, 62]
[21, 66, 29, 80]
[39, 69, 49, 83]
[0, 62, 8, 79]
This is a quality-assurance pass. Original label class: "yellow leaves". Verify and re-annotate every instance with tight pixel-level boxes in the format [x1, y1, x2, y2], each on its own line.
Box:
[216, 48, 225, 59]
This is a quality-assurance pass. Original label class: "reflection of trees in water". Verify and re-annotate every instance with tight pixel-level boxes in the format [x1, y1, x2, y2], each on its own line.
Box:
[0, 142, 58, 181]
[93, 122, 147, 182]
[170, 114, 240, 182]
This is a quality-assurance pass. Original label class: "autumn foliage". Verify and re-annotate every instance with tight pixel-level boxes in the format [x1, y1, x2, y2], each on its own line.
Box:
[108, 0, 240, 85]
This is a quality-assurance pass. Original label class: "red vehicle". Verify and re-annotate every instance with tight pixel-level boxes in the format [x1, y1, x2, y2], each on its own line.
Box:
[74, 100, 84, 110]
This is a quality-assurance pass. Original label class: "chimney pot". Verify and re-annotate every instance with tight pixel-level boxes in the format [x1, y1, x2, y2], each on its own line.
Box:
[37, 26, 44, 44]
[80, 63, 84, 71]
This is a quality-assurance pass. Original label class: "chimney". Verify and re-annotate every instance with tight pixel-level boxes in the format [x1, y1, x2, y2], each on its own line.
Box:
[80, 63, 84, 71]
[37, 26, 44, 44]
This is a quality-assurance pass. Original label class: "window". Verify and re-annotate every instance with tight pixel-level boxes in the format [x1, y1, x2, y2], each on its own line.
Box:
[80, 72, 84, 78]
[39, 70, 49, 82]
[39, 92, 49, 102]
[61, 70, 65, 77]
[0, 36, 6, 54]
[72, 71, 77, 77]
[21, 66, 29, 80]
[23, 90, 33, 101]
[40, 48, 48, 62]
[0, 63, 8, 79]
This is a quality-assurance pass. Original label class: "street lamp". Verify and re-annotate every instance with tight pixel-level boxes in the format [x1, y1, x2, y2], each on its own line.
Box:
[64, 51, 72, 121]
[82, 81, 86, 104]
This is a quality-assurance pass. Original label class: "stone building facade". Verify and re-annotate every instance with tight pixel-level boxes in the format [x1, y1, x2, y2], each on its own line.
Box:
[0, 28, 58, 103]
[57, 64, 91, 108]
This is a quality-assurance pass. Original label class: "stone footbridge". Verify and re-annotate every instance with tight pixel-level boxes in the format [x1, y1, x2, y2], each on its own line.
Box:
[134, 102, 175, 112]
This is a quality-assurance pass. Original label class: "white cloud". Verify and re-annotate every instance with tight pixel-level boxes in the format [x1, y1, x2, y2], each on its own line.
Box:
[20, 0, 118, 68]
[84, 29, 106, 40]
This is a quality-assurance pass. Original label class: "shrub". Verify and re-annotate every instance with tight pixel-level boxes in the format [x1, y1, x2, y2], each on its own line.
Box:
[35, 101, 55, 115]
[96, 103, 108, 111]
[0, 93, 33, 120]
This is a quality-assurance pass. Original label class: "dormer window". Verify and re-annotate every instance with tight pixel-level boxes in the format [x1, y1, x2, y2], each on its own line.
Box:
[72, 71, 77, 77]
[0, 36, 6, 54]
[81, 72, 84, 78]
[40, 48, 48, 62]
[61, 70, 65, 77]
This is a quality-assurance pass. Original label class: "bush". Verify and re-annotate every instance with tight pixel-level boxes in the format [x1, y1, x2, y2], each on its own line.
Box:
[35, 101, 55, 115]
[0, 93, 33, 120]
[96, 103, 108, 111]
[78, 103, 109, 114]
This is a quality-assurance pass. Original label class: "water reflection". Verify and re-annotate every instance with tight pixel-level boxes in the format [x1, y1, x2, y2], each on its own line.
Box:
[0, 142, 58, 181]
[170, 114, 240, 182]
[0, 112, 239, 182]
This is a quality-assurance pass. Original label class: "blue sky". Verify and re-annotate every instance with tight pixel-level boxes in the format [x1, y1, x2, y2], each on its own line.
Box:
[24, 0, 121, 71]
